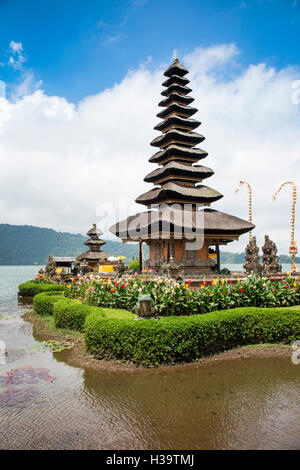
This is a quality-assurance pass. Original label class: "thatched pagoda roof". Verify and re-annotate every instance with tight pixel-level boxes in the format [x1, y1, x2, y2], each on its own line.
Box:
[151, 129, 205, 148]
[149, 145, 208, 164]
[135, 182, 223, 206]
[161, 84, 192, 97]
[144, 161, 214, 184]
[162, 75, 190, 87]
[157, 102, 198, 120]
[164, 59, 188, 77]
[110, 58, 254, 244]
[110, 207, 255, 241]
[154, 116, 200, 133]
[77, 251, 109, 262]
[84, 238, 106, 246]
[87, 224, 103, 238]
[158, 93, 194, 107]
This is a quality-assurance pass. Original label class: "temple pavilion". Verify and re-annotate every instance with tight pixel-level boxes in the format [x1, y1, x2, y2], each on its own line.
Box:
[110, 59, 254, 274]
[77, 224, 109, 269]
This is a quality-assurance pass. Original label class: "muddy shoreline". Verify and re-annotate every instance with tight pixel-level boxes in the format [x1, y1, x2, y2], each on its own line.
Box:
[23, 310, 292, 374]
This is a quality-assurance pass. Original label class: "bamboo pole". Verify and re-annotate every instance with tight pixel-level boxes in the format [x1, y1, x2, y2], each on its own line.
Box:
[234, 181, 253, 241]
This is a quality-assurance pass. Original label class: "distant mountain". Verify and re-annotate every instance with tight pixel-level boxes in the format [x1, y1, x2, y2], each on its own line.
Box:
[0, 224, 298, 266]
[0, 224, 146, 265]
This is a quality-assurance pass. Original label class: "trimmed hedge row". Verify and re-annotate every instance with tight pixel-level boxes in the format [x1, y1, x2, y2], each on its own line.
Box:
[84, 307, 300, 365]
[19, 281, 64, 297]
[33, 292, 64, 316]
[53, 297, 104, 332]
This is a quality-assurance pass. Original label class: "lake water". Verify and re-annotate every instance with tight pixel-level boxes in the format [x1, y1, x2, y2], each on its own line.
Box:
[0, 266, 299, 450]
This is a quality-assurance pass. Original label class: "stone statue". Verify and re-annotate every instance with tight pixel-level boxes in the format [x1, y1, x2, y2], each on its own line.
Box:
[45, 255, 56, 277]
[114, 260, 127, 279]
[161, 255, 183, 280]
[244, 236, 263, 274]
[262, 235, 282, 274]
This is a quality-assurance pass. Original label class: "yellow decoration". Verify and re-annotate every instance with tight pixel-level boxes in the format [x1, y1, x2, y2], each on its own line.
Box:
[272, 181, 297, 273]
[234, 181, 253, 241]
[99, 265, 114, 273]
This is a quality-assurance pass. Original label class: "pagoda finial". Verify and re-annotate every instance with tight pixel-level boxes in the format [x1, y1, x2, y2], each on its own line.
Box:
[173, 58, 179, 63]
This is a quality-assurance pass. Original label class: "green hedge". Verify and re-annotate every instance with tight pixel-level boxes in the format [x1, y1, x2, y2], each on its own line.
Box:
[84, 307, 300, 365]
[33, 291, 64, 316]
[53, 297, 104, 332]
[18, 281, 64, 297]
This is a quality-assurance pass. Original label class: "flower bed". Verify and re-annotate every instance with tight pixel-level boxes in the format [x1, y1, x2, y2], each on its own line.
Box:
[64, 273, 300, 316]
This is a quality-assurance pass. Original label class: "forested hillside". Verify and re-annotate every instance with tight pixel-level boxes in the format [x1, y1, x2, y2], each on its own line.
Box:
[0, 224, 144, 265]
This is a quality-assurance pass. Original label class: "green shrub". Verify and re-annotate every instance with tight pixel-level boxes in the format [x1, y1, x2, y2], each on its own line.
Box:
[33, 291, 64, 316]
[84, 307, 300, 365]
[128, 259, 140, 273]
[53, 297, 104, 332]
[18, 281, 64, 297]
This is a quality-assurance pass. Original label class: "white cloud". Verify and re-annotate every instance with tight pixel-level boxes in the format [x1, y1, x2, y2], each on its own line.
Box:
[0, 43, 299, 256]
[8, 41, 26, 70]
[10, 71, 42, 101]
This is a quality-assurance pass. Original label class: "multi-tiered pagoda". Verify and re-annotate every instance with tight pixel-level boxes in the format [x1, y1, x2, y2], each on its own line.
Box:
[110, 59, 254, 273]
[77, 224, 109, 269]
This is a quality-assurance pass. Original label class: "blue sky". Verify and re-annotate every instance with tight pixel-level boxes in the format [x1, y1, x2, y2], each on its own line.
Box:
[0, 0, 299, 102]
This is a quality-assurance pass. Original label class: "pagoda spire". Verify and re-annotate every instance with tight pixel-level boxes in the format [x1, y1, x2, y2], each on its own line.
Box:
[135, 59, 223, 208]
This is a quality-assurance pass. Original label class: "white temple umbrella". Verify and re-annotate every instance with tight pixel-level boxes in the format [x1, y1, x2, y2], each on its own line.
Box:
[107, 256, 118, 261]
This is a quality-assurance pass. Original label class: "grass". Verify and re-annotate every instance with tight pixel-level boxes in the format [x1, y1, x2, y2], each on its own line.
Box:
[101, 308, 135, 320]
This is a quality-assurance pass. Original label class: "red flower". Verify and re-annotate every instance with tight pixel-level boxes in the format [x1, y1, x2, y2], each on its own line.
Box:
[207, 292, 211, 295]
[229, 280, 232, 284]
[274, 288, 277, 292]
[240, 288, 244, 292]
[110, 288, 116, 293]
[187, 280, 192, 284]
[280, 274, 283, 278]
[115, 282, 119, 287]
[286, 285, 289, 289]
[121, 284, 125, 288]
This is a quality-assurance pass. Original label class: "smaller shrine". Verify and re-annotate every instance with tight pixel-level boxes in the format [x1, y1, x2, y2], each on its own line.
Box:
[77, 224, 109, 270]
[243, 236, 263, 274]
[262, 235, 282, 274]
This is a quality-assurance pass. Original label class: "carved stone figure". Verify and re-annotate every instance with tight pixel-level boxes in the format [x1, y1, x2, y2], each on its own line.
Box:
[262, 235, 282, 274]
[161, 255, 183, 280]
[114, 260, 127, 279]
[243, 236, 263, 274]
[133, 294, 158, 319]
